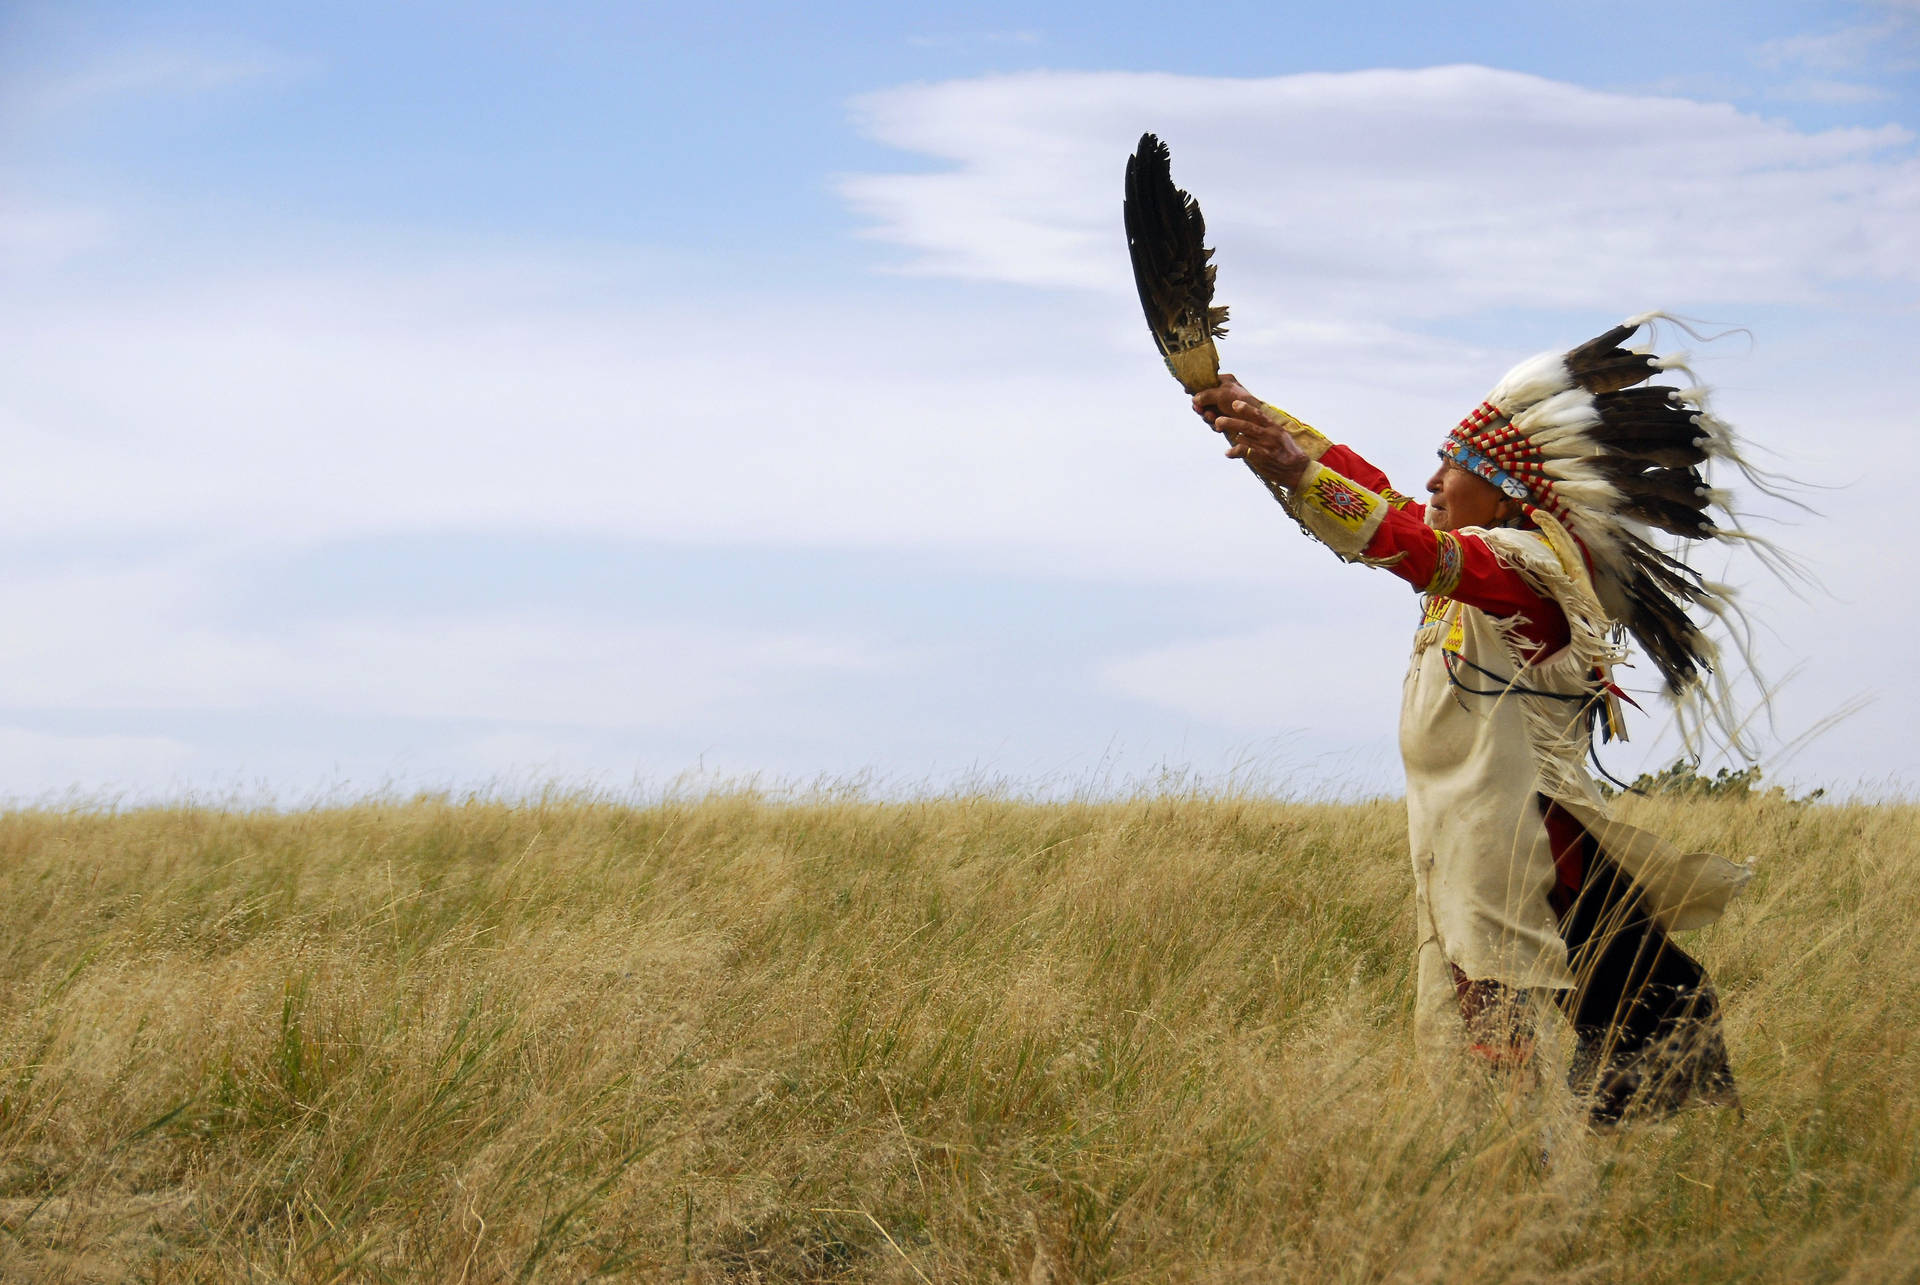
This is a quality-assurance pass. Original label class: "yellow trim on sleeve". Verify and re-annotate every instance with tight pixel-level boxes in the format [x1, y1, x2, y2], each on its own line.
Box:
[1424, 530, 1464, 597]
[1262, 404, 1333, 462]
[1288, 461, 1390, 559]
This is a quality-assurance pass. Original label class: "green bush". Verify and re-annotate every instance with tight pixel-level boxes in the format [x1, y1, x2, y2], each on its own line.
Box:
[1604, 757, 1824, 802]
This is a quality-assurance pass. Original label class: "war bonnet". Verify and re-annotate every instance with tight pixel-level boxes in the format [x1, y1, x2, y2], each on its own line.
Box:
[1439, 317, 1798, 748]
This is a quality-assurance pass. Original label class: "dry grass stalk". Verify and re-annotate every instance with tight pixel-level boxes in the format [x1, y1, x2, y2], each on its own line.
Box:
[0, 793, 1913, 1281]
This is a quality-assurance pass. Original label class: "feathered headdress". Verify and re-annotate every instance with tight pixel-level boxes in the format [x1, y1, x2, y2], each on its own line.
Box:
[1442, 316, 1796, 747]
[1124, 133, 1229, 394]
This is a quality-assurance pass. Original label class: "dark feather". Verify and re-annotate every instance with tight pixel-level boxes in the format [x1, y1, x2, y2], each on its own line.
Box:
[1591, 458, 1693, 489]
[1599, 386, 1688, 412]
[1588, 432, 1709, 469]
[1565, 323, 1660, 395]
[1621, 496, 1719, 539]
[1592, 463, 1716, 532]
[1550, 326, 1757, 698]
[1587, 388, 1709, 466]
[1601, 534, 1715, 694]
[1624, 466, 1713, 511]
[1124, 133, 1228, 392]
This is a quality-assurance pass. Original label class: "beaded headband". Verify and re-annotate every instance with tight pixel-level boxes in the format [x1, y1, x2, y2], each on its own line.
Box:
[1439, 400, 1552, 508]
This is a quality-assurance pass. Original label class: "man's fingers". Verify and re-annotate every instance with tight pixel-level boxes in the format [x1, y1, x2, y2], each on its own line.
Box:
[1193, 380, 1250, 413]
[1229, 398, 1277, 426]
[1214, 417, 1251, 441]
[1215, 415, 1263, 439]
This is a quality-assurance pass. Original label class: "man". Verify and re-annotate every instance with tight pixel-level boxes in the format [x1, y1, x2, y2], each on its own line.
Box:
[1190, 322, 1753, 1126]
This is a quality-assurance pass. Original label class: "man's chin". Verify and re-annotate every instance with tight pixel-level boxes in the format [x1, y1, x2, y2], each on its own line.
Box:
[1424, 508, 1450, 531]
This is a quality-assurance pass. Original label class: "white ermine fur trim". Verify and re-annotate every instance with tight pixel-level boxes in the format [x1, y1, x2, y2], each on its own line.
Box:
[1625, 311, 1752, 347]
[1652, 352, 1697, 383]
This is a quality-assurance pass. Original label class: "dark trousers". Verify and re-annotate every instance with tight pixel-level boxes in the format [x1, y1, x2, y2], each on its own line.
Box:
[1545, 803, 1739, 1125]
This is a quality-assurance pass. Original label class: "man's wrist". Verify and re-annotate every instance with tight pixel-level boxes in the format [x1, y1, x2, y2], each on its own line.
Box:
[1263, 405, 1333, 462]
[1248, 453, 1311, 490]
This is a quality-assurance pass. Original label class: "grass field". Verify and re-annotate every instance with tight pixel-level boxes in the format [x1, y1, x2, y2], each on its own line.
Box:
[0, 792, 1914, 1282]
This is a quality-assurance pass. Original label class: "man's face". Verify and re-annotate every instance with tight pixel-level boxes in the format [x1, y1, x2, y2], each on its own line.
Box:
[1424, 459, 1514, 532]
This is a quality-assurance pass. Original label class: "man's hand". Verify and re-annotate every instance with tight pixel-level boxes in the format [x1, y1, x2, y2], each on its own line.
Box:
[1191, 374, 1312, 490]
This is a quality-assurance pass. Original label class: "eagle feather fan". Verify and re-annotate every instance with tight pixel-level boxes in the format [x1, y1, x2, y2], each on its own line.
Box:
[1123, 134, 1228, 394]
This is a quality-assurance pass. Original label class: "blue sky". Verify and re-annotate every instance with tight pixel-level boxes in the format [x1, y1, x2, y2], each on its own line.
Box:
[1, 1, 1915, 802]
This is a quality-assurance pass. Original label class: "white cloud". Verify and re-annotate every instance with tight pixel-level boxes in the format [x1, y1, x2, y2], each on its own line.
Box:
[450, 730, 607, 785]
[0, 728, 193, 802]
[0, 196, 116, 269]
[0, 63, 1912, 794]
[6, 45, 303, 119]
[8, 67, 1912, 583]
[0, 265, 1475, 582]
[1754, 17, 1918, 76]
[842, 66, 1920, 314]
[1102, 621, 1411, 736]
[1766, 78, 1895, 104]
[0, 560, 893, 730]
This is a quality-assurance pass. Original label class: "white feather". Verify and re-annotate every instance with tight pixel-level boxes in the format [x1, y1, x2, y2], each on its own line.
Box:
[1486, 350, 1572, 413]
[1548, 479, 1619, 510]
[1541, 459, 1611, 484]
[1527, 424, 1600, 453]
[1512, 387, 1598, 432]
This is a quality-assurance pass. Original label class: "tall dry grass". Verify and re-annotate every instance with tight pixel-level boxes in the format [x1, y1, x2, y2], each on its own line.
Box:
[0, 792, 1914, 1282]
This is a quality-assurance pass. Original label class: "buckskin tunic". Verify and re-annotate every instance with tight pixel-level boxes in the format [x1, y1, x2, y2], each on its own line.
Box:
[1269, 417, 1748, 1120]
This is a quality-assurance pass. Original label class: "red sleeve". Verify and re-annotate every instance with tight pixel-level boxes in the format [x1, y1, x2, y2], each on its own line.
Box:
[1361, 508, 1570, 656]
[1282, 445, 1566, 656]
[1317, 445, 1424, 517]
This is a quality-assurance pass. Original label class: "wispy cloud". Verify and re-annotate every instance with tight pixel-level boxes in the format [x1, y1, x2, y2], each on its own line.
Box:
[0, 196, 116, 269]
[1102, 625, 1409, 735]
[1754, 14, 1918, 75]
[6, 43, 306, 120]
[906, 30, 1044, 50]
[1766, 78, 1895, 104]
[0, 61, 1910, 795]
[1749, 2, 1920, 105]
[842, 67, 1920, 314]
[0, 727, 193, 803]
[0, 558, 898, 730]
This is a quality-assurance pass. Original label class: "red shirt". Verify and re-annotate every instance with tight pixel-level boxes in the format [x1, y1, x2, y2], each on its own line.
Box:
[1317, 444, 1571, 660]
